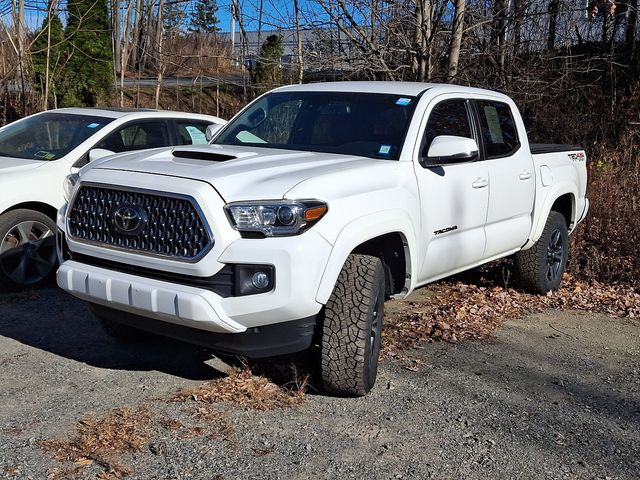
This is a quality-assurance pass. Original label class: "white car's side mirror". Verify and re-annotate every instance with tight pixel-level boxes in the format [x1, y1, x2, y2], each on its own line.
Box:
[88, 148, 115, 162]
[205, 124, 223, 142]
[426, 136, 479, 164]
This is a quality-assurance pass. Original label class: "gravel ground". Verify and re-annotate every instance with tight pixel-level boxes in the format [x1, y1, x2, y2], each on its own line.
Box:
[0, 286, 639, 479]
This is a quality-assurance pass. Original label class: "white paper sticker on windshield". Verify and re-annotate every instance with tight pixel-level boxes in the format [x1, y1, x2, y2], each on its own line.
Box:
[87, 123, 100, 129]
[378, 145, 391, 155]
[185, 126, 207, 144]
[236, 130, 267, 143]
[483, 106, 504, 143]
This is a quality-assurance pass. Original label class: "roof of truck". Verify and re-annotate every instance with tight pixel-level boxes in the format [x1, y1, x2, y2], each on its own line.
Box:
[274, 81, 511, 100]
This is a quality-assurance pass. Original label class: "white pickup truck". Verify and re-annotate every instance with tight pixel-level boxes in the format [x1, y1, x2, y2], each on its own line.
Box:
[56, 82, 588, 396]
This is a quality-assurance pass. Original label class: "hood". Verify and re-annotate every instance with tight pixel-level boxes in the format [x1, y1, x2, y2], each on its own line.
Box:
[92, 145, 388, 202]
[0, 156, 47, 173]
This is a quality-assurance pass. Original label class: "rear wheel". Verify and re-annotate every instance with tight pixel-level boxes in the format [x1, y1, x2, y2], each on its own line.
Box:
[319, 254, 385, 397]
[0, 209, 57, 290]
[515, 211, 568, 294]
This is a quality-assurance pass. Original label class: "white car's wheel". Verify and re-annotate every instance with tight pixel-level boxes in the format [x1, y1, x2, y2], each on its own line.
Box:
[0, 209, 57, 290]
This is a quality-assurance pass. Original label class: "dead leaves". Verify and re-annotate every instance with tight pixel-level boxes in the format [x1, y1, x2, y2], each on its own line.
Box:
[171, 368, 307, 411]
[383, 270, 640, 358]
[39, 406, 154, 478]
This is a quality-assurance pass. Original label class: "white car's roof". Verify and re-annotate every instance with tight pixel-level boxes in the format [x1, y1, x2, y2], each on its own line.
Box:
[43, 107, 225, 123]
[274, 81, 510, 100]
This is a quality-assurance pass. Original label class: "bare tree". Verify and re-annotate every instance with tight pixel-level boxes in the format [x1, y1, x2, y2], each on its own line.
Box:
[112, 0, 121, 78]
[447, 0, 465, 82]
[412, 0, 433, 81]
[154, 0, 165, 108]
[294, 0, 303, 83]
[548, 0, 559, 50]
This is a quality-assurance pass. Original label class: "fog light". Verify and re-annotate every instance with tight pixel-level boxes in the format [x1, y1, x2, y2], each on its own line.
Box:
[251, 271, 270, 289]
[236, 264, 275, 296]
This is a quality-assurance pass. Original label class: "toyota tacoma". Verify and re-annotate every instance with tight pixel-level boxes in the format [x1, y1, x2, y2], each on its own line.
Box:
[56, 82, 588, 396]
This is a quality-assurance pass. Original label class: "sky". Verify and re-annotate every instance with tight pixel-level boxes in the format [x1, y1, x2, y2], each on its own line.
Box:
[6, 0, 308, 33]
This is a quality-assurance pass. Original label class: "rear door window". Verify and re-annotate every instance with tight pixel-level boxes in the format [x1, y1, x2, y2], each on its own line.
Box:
[476, 101, 520, 158]
[97, 122, 171, 153]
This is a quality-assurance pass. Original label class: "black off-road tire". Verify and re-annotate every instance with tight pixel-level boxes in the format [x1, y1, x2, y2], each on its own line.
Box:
[0, 209, 57, 291]
[319, 254, 385, 397]
[515, 211, 569, 294]
[90, 304, 147, 342]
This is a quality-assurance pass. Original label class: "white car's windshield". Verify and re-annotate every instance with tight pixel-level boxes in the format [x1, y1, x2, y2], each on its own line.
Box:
[0, 112, 112, 161]
[213, 91, 418, 160]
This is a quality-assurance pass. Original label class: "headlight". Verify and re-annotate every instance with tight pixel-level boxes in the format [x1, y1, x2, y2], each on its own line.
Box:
[63, 173, 79, 202]
[225, 200, 328, 237]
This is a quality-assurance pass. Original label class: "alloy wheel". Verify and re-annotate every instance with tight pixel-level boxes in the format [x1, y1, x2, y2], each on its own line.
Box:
[0, 221, 56, 285]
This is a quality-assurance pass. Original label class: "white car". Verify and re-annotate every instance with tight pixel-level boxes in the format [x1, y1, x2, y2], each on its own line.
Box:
[0, 108, 225, 289]
[57, 83, 588, 396]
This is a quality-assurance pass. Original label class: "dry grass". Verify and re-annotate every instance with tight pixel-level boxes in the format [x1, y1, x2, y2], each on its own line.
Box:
[170, 368, 307, 411]
[569, 138, 640, 289]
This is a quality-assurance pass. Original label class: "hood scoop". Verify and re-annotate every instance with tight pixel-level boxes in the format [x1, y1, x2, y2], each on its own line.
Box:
[172, 149, 237, 162]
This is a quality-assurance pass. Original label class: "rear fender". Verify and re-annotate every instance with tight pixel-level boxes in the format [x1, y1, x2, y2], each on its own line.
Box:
[524, 184, 577, 249]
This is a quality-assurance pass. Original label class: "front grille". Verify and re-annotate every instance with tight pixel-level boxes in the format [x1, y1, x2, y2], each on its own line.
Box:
[67, 184, 213, 260]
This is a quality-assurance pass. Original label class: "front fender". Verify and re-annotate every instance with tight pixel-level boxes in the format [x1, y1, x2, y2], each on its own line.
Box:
[315, 210, 417, 304]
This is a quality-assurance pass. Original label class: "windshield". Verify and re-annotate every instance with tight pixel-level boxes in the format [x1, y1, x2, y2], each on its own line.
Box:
[0, 112, 112, 161]
[213, 91, 418, 160]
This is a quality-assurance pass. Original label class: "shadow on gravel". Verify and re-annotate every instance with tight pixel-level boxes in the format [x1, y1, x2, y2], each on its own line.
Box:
[0, 287, 225, 381]
[431, 327, 639, 478]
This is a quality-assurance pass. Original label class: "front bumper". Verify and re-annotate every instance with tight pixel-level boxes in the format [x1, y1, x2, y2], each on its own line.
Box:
[57, 228, 333, 334]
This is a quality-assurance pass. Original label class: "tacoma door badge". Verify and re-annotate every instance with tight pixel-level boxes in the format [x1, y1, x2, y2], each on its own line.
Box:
[112, 204, 148, 235]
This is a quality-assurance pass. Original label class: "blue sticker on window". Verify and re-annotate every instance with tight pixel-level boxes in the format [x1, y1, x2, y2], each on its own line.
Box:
[87, 123, 100, 129]
[396, 98, 412, 106]
[379, 145, 392, 155]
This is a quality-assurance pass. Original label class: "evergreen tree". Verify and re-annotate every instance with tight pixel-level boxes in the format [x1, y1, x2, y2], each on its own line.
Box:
[164, 2, 187, 36]
[190, 0, 220, 33]
[64, 0, 113, 106]
[31, 12, 66, 106]
[253, 34, 283, 88]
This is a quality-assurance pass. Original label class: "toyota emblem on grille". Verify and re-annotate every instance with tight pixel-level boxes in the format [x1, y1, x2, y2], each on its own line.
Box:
[112, 204, 148, 235]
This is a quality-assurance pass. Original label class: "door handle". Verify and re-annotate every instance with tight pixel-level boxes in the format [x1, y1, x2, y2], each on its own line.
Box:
[519, 171, 532, 180]
[472, 178, 489, 189]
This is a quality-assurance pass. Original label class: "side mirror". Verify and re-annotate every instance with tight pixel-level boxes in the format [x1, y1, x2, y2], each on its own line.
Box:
[424, 135, 479, 166]
[205, 123, 223, 142]
[88, 148, 115, 162]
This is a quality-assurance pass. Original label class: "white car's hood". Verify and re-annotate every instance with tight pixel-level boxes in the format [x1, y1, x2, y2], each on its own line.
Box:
[0, 156, 46, 173]
[91, 145, 388, 202]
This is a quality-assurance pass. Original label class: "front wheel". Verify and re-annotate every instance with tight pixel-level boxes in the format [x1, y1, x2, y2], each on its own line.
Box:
[515, 211, 569, 294]
[0, 209, 57, 290]
[319, 254, 385, 397]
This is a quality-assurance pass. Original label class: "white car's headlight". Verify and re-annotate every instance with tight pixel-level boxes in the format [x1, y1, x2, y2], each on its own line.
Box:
[63, 173, 80, 202]
[225, 200, 328, 237]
